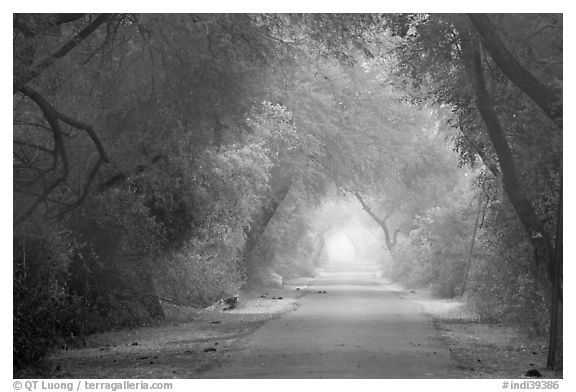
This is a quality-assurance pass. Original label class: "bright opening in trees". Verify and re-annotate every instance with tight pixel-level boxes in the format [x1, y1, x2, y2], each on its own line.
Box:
[326, 231, 357, 264]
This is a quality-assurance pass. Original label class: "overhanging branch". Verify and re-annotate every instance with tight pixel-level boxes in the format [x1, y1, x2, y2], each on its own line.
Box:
[14, 13, 114, 92]
[15, 86, 110, 222]
[354, 192, 396, 251]
[16, 86, 69, 223]
[467, 14, 562, 130]
[57, 112, 110, 162]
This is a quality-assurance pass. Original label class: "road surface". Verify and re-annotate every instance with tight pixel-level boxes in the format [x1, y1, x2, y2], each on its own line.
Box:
[203, 262, 455, 378]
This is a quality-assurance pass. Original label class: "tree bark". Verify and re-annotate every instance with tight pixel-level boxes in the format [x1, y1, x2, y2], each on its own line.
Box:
[467, 14, 562, 130]
[464, 39, 554, 298]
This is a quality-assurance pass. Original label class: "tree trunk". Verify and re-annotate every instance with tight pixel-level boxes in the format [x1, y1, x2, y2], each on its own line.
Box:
[14, 14, 114, 92]
[467, 14, 562, 130]
[312, 225, 331, 266]
[141, 277, 165, 320]
[240, 178, 292, 280]
[354, 192, 395, 254]
[464, 39, 554, 300]
[313, 234, 326, 265]
[459, 194, 483, 297]
[547, 182, 562, 369]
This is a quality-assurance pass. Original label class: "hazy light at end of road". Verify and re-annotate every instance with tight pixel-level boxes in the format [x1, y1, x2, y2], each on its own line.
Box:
[326, 232, 356, 264]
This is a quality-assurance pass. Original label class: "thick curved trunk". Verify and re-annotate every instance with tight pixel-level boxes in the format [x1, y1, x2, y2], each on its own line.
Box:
[137, 260, 165, 320]
[14, 14, 114, 92]
[354, 192, 396, 254]
[241, 178, 292, 282]
[464, 40, 554, 299]
[467, 14, 562, 130]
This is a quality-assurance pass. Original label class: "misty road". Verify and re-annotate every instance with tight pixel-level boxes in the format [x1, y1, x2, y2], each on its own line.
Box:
[204, 263, 455, 378]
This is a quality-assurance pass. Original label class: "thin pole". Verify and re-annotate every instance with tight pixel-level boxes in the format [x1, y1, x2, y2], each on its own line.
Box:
[460, 194, 483, 298]
[547, 182, 562, 369]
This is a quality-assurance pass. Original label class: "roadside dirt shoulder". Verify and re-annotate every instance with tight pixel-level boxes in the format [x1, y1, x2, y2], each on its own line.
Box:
[47, 286, 306, 378]
[384, 281, 561, 379]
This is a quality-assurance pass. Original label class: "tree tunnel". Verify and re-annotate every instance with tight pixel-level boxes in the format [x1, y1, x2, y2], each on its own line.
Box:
[12, 13, 562, 374]
[314, 198, 391, 272]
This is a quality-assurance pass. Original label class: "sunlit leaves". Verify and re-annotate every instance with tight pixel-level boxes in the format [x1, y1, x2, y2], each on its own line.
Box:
[247, 101, 299, 158]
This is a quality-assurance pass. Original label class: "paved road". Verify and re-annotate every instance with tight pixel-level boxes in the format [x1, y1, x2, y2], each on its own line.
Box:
[204, 263, 455, 378]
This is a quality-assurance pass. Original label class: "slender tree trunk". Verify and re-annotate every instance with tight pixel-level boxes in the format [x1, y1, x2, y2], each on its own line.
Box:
[354, 192, 395, 255]
[312, 225, 331, 266]
[313, 234, 326, 266]
[464, 39, 554, 301]
[460, 194, 483, 297]
[547, 183, 562, 369]
[140, 268, 165, 320]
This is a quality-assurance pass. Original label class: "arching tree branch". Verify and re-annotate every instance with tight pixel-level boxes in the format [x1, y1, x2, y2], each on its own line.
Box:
[14, 14, 86, 38]
[15, 86, 110, 222]
[16, 86, 69, 223]
[467, 14, 562, 130]
[55, 157, 105, 218]
[57, 112, 109, 162]
[14, 13, 114, 92]
[354, 192, 396, 252]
